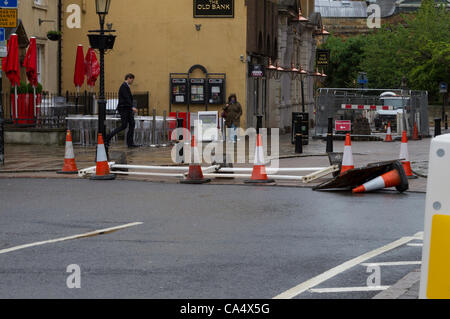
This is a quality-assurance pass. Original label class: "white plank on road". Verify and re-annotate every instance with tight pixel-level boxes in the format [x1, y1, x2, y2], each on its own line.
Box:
[0, 222, 143, 255]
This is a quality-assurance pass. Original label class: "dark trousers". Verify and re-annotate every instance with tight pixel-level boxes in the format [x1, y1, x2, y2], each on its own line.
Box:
[105, 108, 135, 146]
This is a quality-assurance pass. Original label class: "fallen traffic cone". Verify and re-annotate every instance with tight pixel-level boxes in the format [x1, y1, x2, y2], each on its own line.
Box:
[412, 122, 420, 140]
[352, 161, 408, 193]
[245, 133, 275, 184]
[340, 133, 354, 175]
[90, 133, 116, 180]
[384, 122, 393, 142]
[57, 130, 78, 175]
[399, 131, 417, 179]
[180, 135, 211, 184]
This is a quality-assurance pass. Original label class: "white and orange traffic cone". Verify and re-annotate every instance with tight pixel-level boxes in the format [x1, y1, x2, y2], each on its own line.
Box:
[399, 131, 417, 179]
[384, 122, 393, 142]
[245, 133, 275, 184]
[412, 122, 420, 140]
[90, 133, 116, 180]
[180, 135, 211, 184]
[352, 161, 409, 193]
[57, 130, 78, 175]
[340, 133, 354, 175]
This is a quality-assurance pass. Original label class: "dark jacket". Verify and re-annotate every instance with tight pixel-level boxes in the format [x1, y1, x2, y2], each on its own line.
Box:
[117, 82, 133, 111]
[224, 101, 243, 127]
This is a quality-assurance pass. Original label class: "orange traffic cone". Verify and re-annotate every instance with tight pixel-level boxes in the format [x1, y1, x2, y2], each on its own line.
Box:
[57, 130, 78, 175]
[245, 133, 275, 184]
[384, 122, 393, 142]
[399, 131, 417, 179]
[352, 161, 408, 193]
[90, 134, 116, 180]
[340, 133, 354, 175]
[180, 135, 211, 184]
[412, 122, 420, 140]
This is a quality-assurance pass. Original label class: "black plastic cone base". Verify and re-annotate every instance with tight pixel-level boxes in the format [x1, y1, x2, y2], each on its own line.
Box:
[180, 178, 211, 184]
[407, 175, 418, 180]
[90, 174, 116, 181]
[393, 161, 409, 193]
[57, 171, 79, 175]
[244, 179, 276, 184]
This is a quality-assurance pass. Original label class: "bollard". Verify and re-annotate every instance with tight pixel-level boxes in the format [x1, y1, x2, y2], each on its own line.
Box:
[295, 117, 303, 154]
[151, 109, 157, 147]
[162, 111, 168, 147]
[419, 134, 450, 299]
[256, 115, 263, 135]
[445, 114, 448, 131]
[177, 117, 184, 163]
[434, 118, 442, 137]
[326, 118, 333, 153]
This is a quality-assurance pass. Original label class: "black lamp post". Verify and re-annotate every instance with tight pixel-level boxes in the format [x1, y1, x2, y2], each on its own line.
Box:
[89, 0, 115, 141]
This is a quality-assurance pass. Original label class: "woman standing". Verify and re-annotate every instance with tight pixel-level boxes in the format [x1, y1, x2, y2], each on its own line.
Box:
[223, 94, 242, 143]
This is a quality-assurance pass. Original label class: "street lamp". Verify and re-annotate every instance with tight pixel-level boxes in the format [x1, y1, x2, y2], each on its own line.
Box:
[96, 0, 111, 26]
[89, 0, 115, 143]
[297, 66, 307, 113]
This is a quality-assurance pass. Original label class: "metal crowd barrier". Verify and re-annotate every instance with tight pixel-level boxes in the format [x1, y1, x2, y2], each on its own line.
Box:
[66, 113, 176, 147]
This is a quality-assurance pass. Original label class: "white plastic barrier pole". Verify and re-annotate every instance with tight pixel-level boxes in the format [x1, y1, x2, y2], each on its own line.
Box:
[419, 134, 450, 299]
[203, 173, 304, 181]
[111, 171, 185, 178]
[218, 167, 328, 173]
[111, 165, 190, 171]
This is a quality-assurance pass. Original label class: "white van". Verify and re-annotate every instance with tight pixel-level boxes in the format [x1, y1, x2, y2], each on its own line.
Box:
[374, 91, 409, 131]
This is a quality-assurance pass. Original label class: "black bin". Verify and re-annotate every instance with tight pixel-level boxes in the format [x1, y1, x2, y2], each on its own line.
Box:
[291, 112, 309, 145]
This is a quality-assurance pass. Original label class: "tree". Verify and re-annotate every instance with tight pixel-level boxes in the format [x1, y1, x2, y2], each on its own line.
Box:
[320, 35, 368, 88]
[319, 0, 450, 101]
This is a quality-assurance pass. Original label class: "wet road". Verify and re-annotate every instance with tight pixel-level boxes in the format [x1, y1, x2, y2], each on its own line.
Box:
[0, 179, 425, 298]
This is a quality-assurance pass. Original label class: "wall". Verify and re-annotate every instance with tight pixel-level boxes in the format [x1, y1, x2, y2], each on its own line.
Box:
[18, 0, 59, 92]
[61, 0, 248, 127]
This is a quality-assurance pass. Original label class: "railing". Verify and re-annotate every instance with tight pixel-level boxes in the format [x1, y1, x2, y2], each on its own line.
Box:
[2, 91, 151, 129]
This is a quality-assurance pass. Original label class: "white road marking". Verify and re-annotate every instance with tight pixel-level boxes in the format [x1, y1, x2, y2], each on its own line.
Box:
[273, 231, 423, 299]
[407, 243, 423, 247]
[309, 286, 390, 294]
[361, 261, 422, 267]
[0, 222, 143, 255]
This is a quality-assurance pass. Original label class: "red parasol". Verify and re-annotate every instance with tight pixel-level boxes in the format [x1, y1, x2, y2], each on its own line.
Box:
[23, 37, 38, 118]
[2, 33, 20, 87]
[23, 37, 38, 87]
[73, 44, 85, 94]
[2, 34, 20, 121]
[84, 48, 100, 90]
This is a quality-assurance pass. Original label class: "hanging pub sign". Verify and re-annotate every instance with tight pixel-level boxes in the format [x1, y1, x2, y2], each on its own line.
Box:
[194, 0, 234, 18]
[249, 64, 265, 78]
[316, 49, 330, 66]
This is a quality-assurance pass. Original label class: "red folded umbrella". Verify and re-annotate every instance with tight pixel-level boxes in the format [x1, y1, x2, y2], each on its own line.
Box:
[84, 48, 100, 90]
[2, 34, 20, 121]
[74, 44, 85, 93]
[23, 37, 38, 87]
[2, 33, 20, 87]
[23, 37, 39, 118]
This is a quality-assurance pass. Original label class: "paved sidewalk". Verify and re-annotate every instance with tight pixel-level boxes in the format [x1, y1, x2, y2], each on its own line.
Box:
[0, 133, 431, 192]
[373, 268, 421, 299]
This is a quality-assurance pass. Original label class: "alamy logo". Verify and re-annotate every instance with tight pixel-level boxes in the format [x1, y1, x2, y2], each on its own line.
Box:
[66, 264, 81, 289]
[366, 265, 381, 287]
[66, 4, 81, 29]
[367, 4, 382, 29]
[170, 125, 279, 169]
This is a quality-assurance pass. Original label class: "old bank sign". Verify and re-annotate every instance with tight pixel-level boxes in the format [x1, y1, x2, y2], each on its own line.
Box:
[194, 0, 234, 18]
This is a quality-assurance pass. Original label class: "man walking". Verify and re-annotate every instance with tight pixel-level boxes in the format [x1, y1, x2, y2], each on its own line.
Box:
[105, 73, 139, 148]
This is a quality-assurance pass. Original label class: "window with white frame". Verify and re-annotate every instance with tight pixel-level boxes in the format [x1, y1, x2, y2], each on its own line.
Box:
[36, 45, 43, 84]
